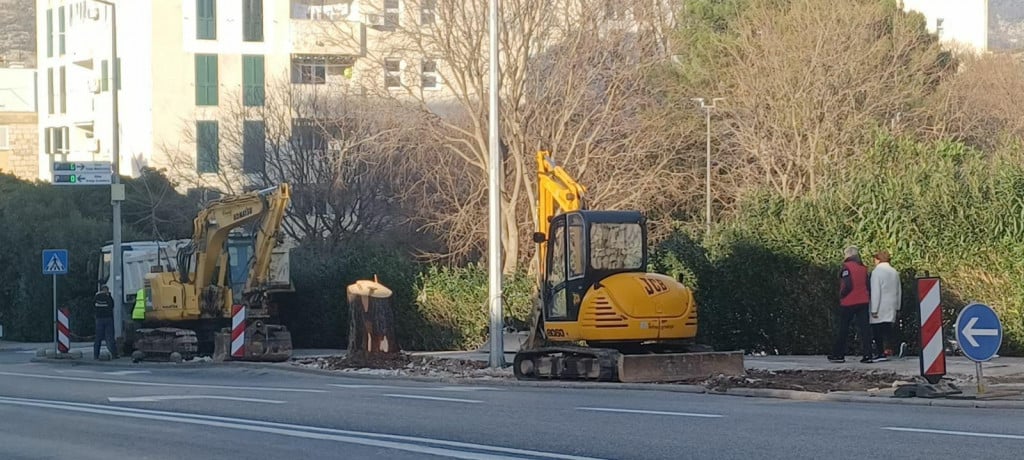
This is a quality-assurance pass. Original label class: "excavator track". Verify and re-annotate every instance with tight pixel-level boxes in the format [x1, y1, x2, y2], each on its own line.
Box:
[132, 327, 199, 362]
[513, 346, 745, 383]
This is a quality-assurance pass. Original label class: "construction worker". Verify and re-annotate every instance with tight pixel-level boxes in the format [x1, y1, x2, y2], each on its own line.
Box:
[132, 288, 146, 326]
[93, 286, 118, 360]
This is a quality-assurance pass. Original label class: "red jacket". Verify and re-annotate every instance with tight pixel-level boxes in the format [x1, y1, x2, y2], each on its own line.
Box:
[839, 258, 870, 307]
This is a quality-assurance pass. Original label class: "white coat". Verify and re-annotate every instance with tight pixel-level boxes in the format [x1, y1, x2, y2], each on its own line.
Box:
[869, 262, 901, 324]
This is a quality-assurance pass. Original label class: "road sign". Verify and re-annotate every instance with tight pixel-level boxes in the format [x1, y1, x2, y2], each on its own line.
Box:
[42, 249, 68, 275]
[52, 161, 112, 185]
[956, 303, 1002, 362]
[917, 277, 946, 384]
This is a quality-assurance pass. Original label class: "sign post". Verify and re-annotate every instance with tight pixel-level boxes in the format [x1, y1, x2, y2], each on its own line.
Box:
[42, 249, 69, 355]
[917, 277, 946, 384]
[52, 161, 113, 185]
[955, 303, 1003, 395]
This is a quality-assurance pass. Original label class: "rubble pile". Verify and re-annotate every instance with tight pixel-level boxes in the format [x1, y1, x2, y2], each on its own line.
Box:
[291, 353, 513, 379]
[688, 369, 906, 393]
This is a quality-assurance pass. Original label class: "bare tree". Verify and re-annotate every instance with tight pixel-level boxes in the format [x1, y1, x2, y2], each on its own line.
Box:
[163, 78, 420, 244]
[319, 0, 695, 272]
[683, 0, 950, 198]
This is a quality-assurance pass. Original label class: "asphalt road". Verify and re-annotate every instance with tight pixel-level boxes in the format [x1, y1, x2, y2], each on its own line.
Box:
[0, 352, 1021, 459]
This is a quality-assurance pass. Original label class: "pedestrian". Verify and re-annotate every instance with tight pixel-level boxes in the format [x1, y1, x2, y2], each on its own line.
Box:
[94, 285, 118, 360]
[869, 251, 901, 361]
[829, 246, 875, 364]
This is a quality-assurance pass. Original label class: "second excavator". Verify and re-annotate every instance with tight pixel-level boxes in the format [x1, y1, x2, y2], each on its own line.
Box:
[513, 152, 743, 382]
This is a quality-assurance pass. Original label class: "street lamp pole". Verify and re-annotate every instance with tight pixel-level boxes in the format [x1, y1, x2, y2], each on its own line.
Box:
[692, 97, 724, 235]
[95, 0, 124, 341]
[486, 0, 504, 368]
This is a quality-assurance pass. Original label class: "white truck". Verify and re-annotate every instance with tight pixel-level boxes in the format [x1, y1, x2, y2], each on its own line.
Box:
[98, 235, 293, 307]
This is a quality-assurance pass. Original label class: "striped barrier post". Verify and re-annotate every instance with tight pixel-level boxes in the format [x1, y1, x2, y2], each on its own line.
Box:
[231, 305, 245, 359]
[57, 307, 70, 354]
[917, 277, 946, 384]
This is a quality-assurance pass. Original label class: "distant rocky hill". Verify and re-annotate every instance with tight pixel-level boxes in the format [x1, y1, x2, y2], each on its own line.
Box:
[990, 0, 1024, 52]
[0, 0, 35, 67]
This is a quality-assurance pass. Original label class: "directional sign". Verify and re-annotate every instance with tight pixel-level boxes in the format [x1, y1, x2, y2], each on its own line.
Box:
[955, 303, 1002, 362]
[52, 161, 112, 185]
[42, 249, 69, 275]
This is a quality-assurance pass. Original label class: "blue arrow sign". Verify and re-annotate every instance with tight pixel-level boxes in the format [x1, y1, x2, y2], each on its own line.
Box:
[42, 249, 68, 275]
[955, 303, 1002, 362]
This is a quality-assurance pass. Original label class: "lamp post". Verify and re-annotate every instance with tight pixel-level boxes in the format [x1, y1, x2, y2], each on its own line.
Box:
[692, 97, 724, 235]
[486, 0, 504, 368]
[94, 0, 124, 340]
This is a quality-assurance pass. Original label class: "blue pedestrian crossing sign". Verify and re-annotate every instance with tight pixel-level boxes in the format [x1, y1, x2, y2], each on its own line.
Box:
[42, 249, 68, 275]
[955, 303, 1002, 362]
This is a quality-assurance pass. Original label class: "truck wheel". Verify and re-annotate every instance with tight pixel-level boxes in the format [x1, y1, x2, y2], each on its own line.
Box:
[131, 350, 145, 363]
[170, 352, 183, 363]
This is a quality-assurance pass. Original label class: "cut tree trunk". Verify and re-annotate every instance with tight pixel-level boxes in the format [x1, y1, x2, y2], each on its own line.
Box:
[346, 280, 399, 359]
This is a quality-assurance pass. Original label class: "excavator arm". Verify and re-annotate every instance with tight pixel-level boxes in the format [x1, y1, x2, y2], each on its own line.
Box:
[535, 151, 586, 282]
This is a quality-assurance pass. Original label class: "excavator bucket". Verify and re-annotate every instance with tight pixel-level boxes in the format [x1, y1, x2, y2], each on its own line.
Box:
[213, 323, 292, 362]
[617, 351, 745, 383]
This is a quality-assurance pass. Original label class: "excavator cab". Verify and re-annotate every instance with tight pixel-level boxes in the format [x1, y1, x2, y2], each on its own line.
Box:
[541, 210, 647, 326]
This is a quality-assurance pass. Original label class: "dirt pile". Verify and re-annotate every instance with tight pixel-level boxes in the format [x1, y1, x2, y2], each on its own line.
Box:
[687, 369, 907, 393]
[291, 353, 512, 379]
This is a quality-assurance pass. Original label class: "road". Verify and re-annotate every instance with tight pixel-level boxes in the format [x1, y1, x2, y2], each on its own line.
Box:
[0, 351, 1021, 459]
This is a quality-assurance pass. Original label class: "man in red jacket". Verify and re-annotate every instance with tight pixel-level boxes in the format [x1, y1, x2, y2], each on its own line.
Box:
[829, 246, 875, 363]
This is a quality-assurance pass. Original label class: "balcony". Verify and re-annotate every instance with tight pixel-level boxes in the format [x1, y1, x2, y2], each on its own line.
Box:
[291, 18, 365, 56]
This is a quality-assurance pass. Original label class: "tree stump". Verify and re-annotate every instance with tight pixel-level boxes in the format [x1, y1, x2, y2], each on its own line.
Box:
[346, 280, 399, 360]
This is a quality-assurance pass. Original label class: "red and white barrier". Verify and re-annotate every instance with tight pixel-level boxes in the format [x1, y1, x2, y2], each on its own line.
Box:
[57, 307, 70, 354]
[917, 277, 946, 383]
[231, 305, 245, 358]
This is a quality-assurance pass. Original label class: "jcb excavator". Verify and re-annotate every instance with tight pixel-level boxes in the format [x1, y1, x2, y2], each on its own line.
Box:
[513, 152, 743, 382]
[129, 184, 293, 362]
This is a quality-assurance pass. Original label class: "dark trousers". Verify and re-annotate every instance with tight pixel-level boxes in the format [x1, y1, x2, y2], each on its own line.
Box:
[94, 317, 117, 359]
[872, 322, 894, 357]
[832, 304, 872, 359]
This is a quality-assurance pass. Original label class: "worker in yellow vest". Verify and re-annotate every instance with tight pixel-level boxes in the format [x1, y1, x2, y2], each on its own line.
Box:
[132, 288, 146, 325]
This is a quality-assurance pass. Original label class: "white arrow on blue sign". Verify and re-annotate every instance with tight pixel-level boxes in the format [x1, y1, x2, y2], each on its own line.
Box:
[955, 303, 1002, 362]
[42, 249, 68, 275]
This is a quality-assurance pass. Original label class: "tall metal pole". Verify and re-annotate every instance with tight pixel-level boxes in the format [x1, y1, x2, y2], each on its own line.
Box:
[692, 97, 723, 236]
[105, 1, 125, 341]
[52, 275, 57, 354]
[487, 0, 504, 368]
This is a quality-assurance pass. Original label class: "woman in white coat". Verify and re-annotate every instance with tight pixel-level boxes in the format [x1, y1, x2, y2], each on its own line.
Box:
[869, 251, 901, 361]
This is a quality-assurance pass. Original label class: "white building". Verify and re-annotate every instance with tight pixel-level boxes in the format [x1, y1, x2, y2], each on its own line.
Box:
[35, 0, 444, 184]
[901, 0, 1024, 53]
[0, 66, 39, 180]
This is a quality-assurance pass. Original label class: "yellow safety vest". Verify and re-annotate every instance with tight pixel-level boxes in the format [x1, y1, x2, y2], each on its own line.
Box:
[133, 288, 146, 320]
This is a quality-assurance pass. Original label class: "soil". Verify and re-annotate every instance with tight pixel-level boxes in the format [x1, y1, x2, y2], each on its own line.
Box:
[292, 353, 510, 378]
[684, 369, 908, 393]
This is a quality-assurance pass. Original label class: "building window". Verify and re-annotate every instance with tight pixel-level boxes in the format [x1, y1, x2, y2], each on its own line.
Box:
[101, 60, 109, 92]
[196, 121, 219, 173]
[936, 18, 944, 37]
[47, 69, 54, 115]
[291, 54, 352, 84]
[243, 120, 266, 174]
[384, 0, 400, 29]
[45, 127, 69, 154]
[421, 59, 439, 89]
[195, 54, 219, 106]
[243, 0, 264, 42]
[385, 59, 401, 89]
[421, 0, 435, 25]
[0, 126, 9, 150]
[243, 55, 265, 106]
[291, 0, 351, 20]
[58, 6, 65, 55]
[291, 118, 324, 151]
[197, 0, 216, 40]
[46, 9, 53, 58]
[59, 67, 66, 114]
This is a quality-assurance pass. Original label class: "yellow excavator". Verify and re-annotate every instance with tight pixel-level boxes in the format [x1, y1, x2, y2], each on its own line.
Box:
[513, 152, 743, 382]
[130, 184, 293, 362]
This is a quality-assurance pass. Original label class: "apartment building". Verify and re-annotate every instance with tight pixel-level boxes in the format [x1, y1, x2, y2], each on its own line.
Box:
[0, 66, 39, 180]
[901, 0, 1024, 53]
[36, 0, 451, 184]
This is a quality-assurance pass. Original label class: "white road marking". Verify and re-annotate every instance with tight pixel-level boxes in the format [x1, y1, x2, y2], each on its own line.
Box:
[55, 370, 152, 376]
[108, 395, 285, 404]
[0, 396, 603, 460]
[576, 407, 723, 418]
[105, 370, 152, 376]
[330, 383, 500, 392]
[883, 427, 1024, 440]
[383, 394, 483, 404]
[0, 371, 325, 393]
